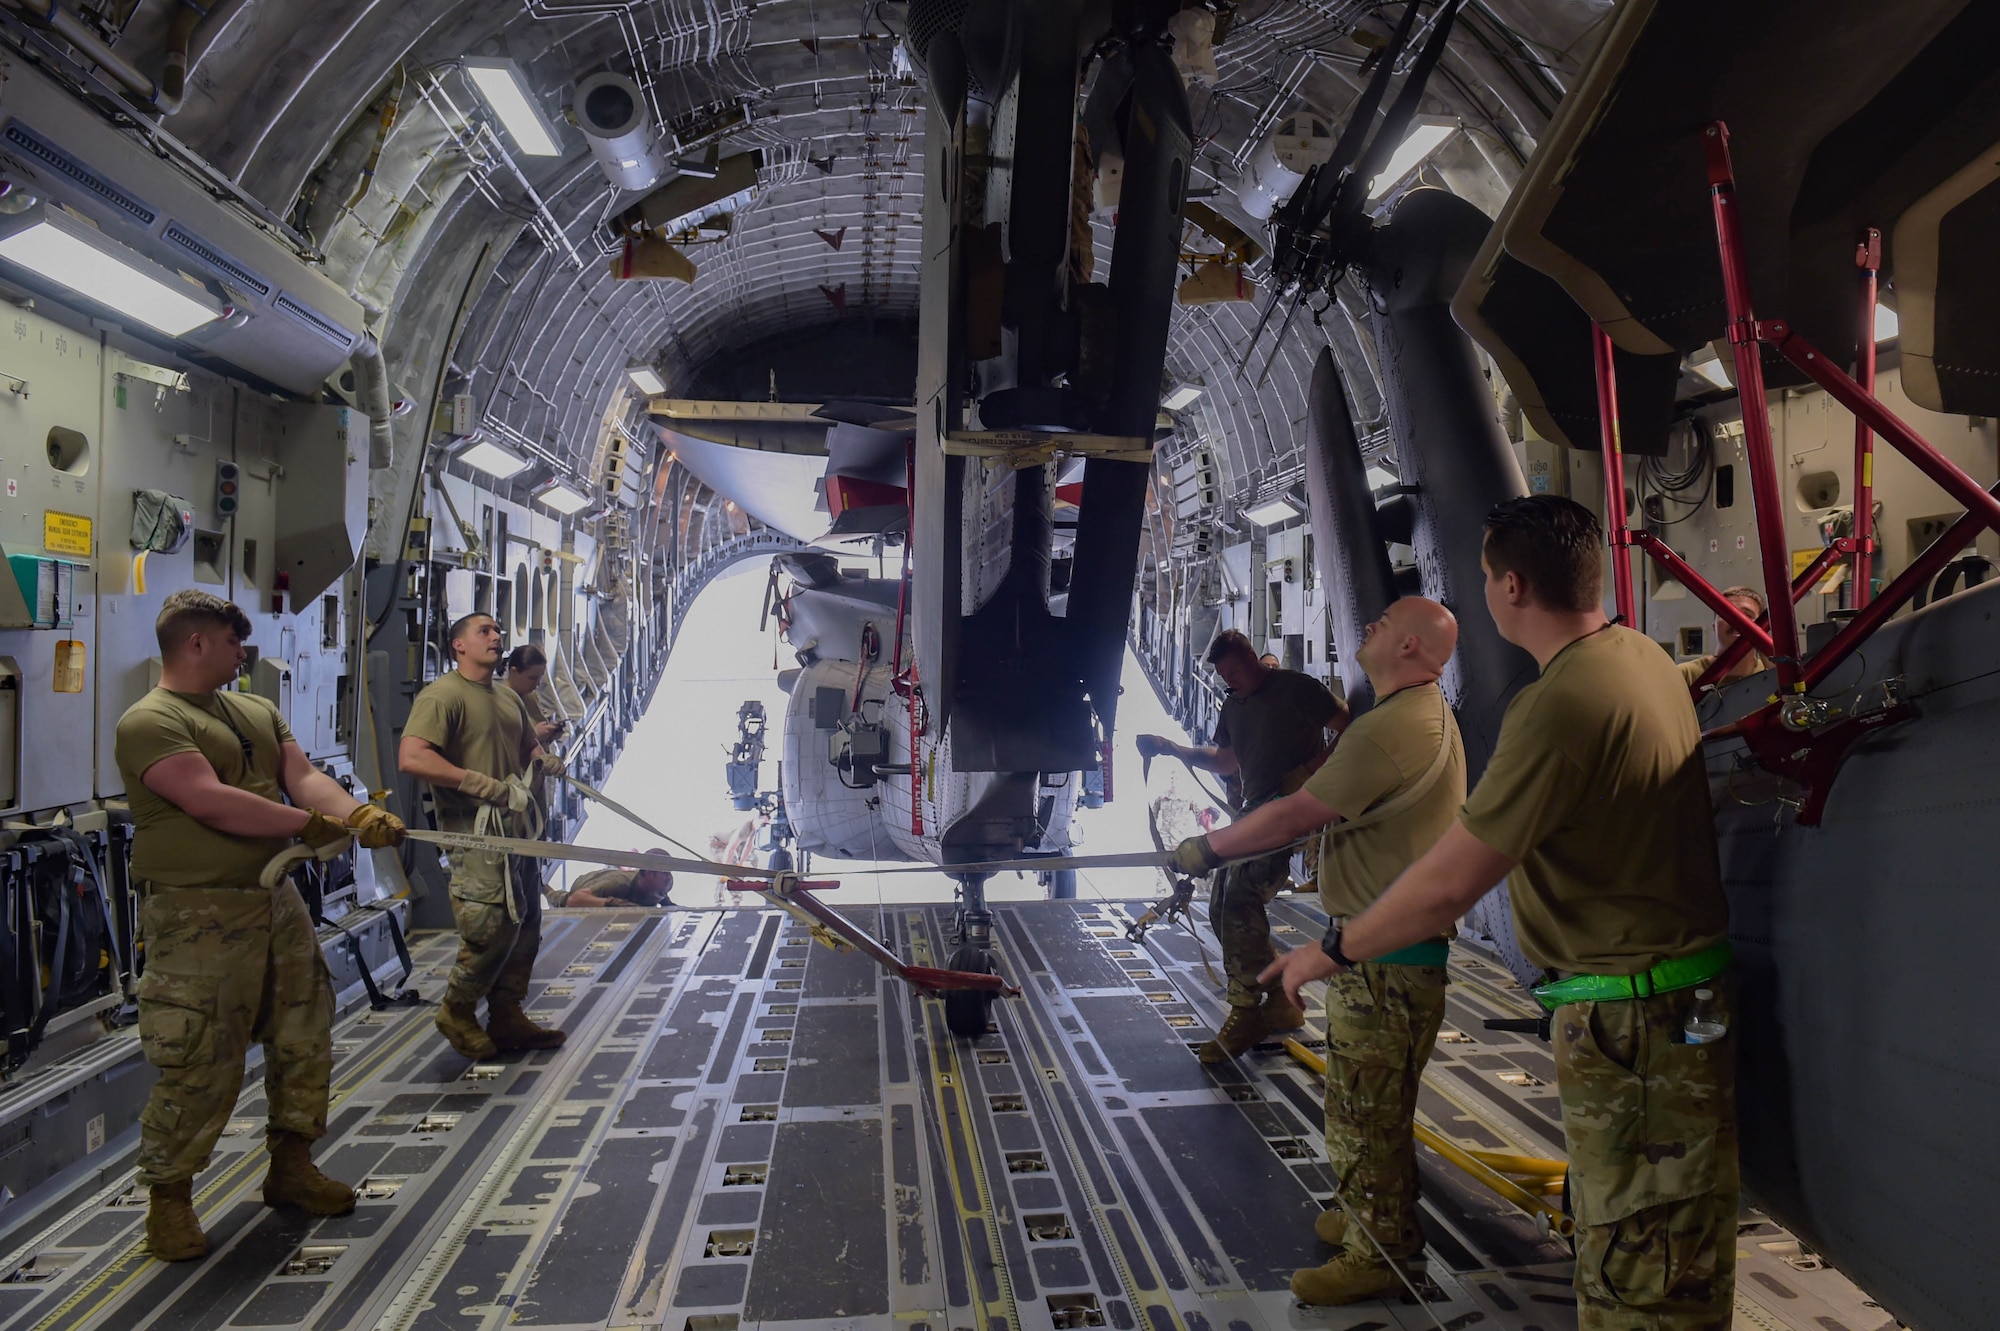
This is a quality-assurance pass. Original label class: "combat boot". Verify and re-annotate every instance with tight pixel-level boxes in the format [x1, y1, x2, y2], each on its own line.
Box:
[1197, 1004, 1265, 1064]
[1290, 1249, 1404, 1305]
[262, 1132, 357, 1216]
[145, 1180, 208, 1262]
[486, 998, 567, 1051]
[435, 1000, 499, 1058]
[1262, 988, 1308, 1035]
[1313, 1205, 1347, 1246]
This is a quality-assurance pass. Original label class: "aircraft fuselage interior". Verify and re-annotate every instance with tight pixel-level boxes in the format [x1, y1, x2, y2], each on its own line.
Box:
[0, 0, 1984, 1328]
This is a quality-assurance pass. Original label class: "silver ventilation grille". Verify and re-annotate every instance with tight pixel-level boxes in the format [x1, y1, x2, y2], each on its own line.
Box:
[162, 223, 272, 299]
[1, 122, 156, 227]
[274, 293, 354, 350]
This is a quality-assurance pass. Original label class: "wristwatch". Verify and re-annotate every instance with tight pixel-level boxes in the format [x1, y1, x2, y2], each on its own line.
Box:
[1320, 925, 1356, 969]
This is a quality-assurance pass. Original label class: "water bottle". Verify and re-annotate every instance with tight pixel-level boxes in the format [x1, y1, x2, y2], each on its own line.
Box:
[1683, 988, 1727, 1044]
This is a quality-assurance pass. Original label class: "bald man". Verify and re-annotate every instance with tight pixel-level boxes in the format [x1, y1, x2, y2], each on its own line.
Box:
[1172, 597, 1467, 1305]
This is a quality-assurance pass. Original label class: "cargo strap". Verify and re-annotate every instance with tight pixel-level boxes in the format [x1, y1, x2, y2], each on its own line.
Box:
[1326, 685, 1454, 842]
[1529, 940, 1734, 1011]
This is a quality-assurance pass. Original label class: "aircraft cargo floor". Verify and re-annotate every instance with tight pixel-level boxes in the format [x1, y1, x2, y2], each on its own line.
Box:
[0, 897, 1893, 1331]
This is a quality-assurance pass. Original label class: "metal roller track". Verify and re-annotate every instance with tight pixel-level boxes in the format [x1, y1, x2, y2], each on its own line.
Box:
[0, 901, 1894, 1331]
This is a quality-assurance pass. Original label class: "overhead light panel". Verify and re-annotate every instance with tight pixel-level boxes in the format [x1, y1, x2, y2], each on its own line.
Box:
[0, 204, 221, 337]
[457, 437, 531, 480]
[534, 478, 594, 515]
[627, 364, 666, 395]
[1367, 120, 1457, 201]
[1243, 496, 1300, 526]
[464, 60, 560, 158]
[1161, 384, 1204, 411]
[1874, 302, 1899, 343]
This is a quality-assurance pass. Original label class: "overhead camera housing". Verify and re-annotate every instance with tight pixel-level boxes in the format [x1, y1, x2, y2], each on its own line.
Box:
[575, 71, 665, 192]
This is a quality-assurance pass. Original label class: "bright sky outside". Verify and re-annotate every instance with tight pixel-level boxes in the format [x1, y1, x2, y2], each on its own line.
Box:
[563, 558, 1231, 914]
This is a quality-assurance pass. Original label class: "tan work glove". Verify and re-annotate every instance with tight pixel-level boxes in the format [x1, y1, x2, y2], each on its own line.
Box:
[1170, 835, 1222, 875]
[457, 769, 509, 805]
[535, 750, 566, 778]
[298, 809, 349, 850]
[345, 803, 406, 849]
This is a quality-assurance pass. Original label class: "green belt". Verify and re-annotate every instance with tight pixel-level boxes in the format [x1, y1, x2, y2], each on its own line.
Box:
[1374, 939, 1450, 967]
[1529, 940, 1734, 1011]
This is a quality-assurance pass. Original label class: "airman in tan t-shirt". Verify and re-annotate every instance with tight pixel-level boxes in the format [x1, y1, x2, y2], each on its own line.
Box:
[1172, 597, 1463, 1306]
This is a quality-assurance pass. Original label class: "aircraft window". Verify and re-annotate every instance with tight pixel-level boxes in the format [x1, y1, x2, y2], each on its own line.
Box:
[1716, 464, 1735, 508]
[44, 426, 88, 475]
[1796, 469, 1841, 511]
[193, 530, 225, 585]
[514, 564, 531, 632]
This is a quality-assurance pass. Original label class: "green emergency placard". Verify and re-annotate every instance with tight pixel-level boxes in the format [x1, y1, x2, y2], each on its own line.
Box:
[43, 511, 92, 556]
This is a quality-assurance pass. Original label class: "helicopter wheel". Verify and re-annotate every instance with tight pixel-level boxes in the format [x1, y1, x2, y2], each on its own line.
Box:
[942, 944, 995, 1039]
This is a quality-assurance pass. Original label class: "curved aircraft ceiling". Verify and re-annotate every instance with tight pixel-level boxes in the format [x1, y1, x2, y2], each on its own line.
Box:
[48, 0, 1606, 521]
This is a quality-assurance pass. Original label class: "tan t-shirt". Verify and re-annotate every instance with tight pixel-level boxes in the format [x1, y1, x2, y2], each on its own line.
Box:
[1676, 655, 1716, 685]
[1460, 625, 1728, 975]
[1213, 669, 1341, 805]
[1679, 650, 1769, 685]
[115, 688, 296, 888]
[516, 686, 547, 729]
[1303, 682, 1465, 919]
[403, 670, 532, 830]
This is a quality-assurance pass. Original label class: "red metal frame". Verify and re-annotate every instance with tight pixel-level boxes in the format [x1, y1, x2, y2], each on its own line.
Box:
[1591, 337, 1776, 660]
[1852, 229, 1880, 608]
[1591, 121, 2000, 820]
[1796, 480, 2000, 693]
[1592, 325, 1637, 622]
[1629, 531, 1775, 656]
[1704, 123, 1805, 690]
[1694, 542, 1843, 689]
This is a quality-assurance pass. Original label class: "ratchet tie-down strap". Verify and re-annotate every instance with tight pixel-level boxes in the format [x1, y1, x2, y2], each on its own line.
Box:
[264, 780, 1288, 997]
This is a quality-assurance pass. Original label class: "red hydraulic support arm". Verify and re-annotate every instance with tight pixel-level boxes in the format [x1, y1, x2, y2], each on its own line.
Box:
[1703, 122, 1804, 691]
[1693, 543, 1843, 691]
[1852, 229, 1880, 608]
[1800, 479, 2000, 692]
[1631, 530, 1774, 657]
[1766, 321, 2000, 541]
[1592, 324, 1637, 623]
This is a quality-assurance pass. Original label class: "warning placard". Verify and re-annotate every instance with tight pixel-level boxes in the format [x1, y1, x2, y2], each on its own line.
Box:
[43, 511, 91, 556]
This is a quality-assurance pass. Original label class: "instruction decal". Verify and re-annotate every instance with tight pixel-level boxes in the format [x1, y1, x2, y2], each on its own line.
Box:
[43, 510, 91, 556]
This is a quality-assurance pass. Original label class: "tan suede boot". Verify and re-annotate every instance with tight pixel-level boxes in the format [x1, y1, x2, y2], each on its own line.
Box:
[1290, 1249, 1404, 1305]
[486, 998, 566, 1051]
[1197, 1003, 1265, 1064]
[1262, 988, 1308, 1034]
[435, 1000, 499, 1058]
[1314, 1205, 1348, 1246]
[262, 1132, 357, 1215]
[145, 1180, 208, 1262]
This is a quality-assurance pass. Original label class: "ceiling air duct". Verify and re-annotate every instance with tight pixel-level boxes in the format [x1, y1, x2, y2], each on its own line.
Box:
[575, 72, 665, 193]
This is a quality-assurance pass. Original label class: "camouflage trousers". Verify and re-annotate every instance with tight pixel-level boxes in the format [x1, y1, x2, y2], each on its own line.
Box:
[1555, 974, 1739, 1329]
[133, 882, 333, 1186]
[443, 850, 543, 1009]
[1207, 846, 1293, 1007]
[1321, 960, 1448, 1262]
